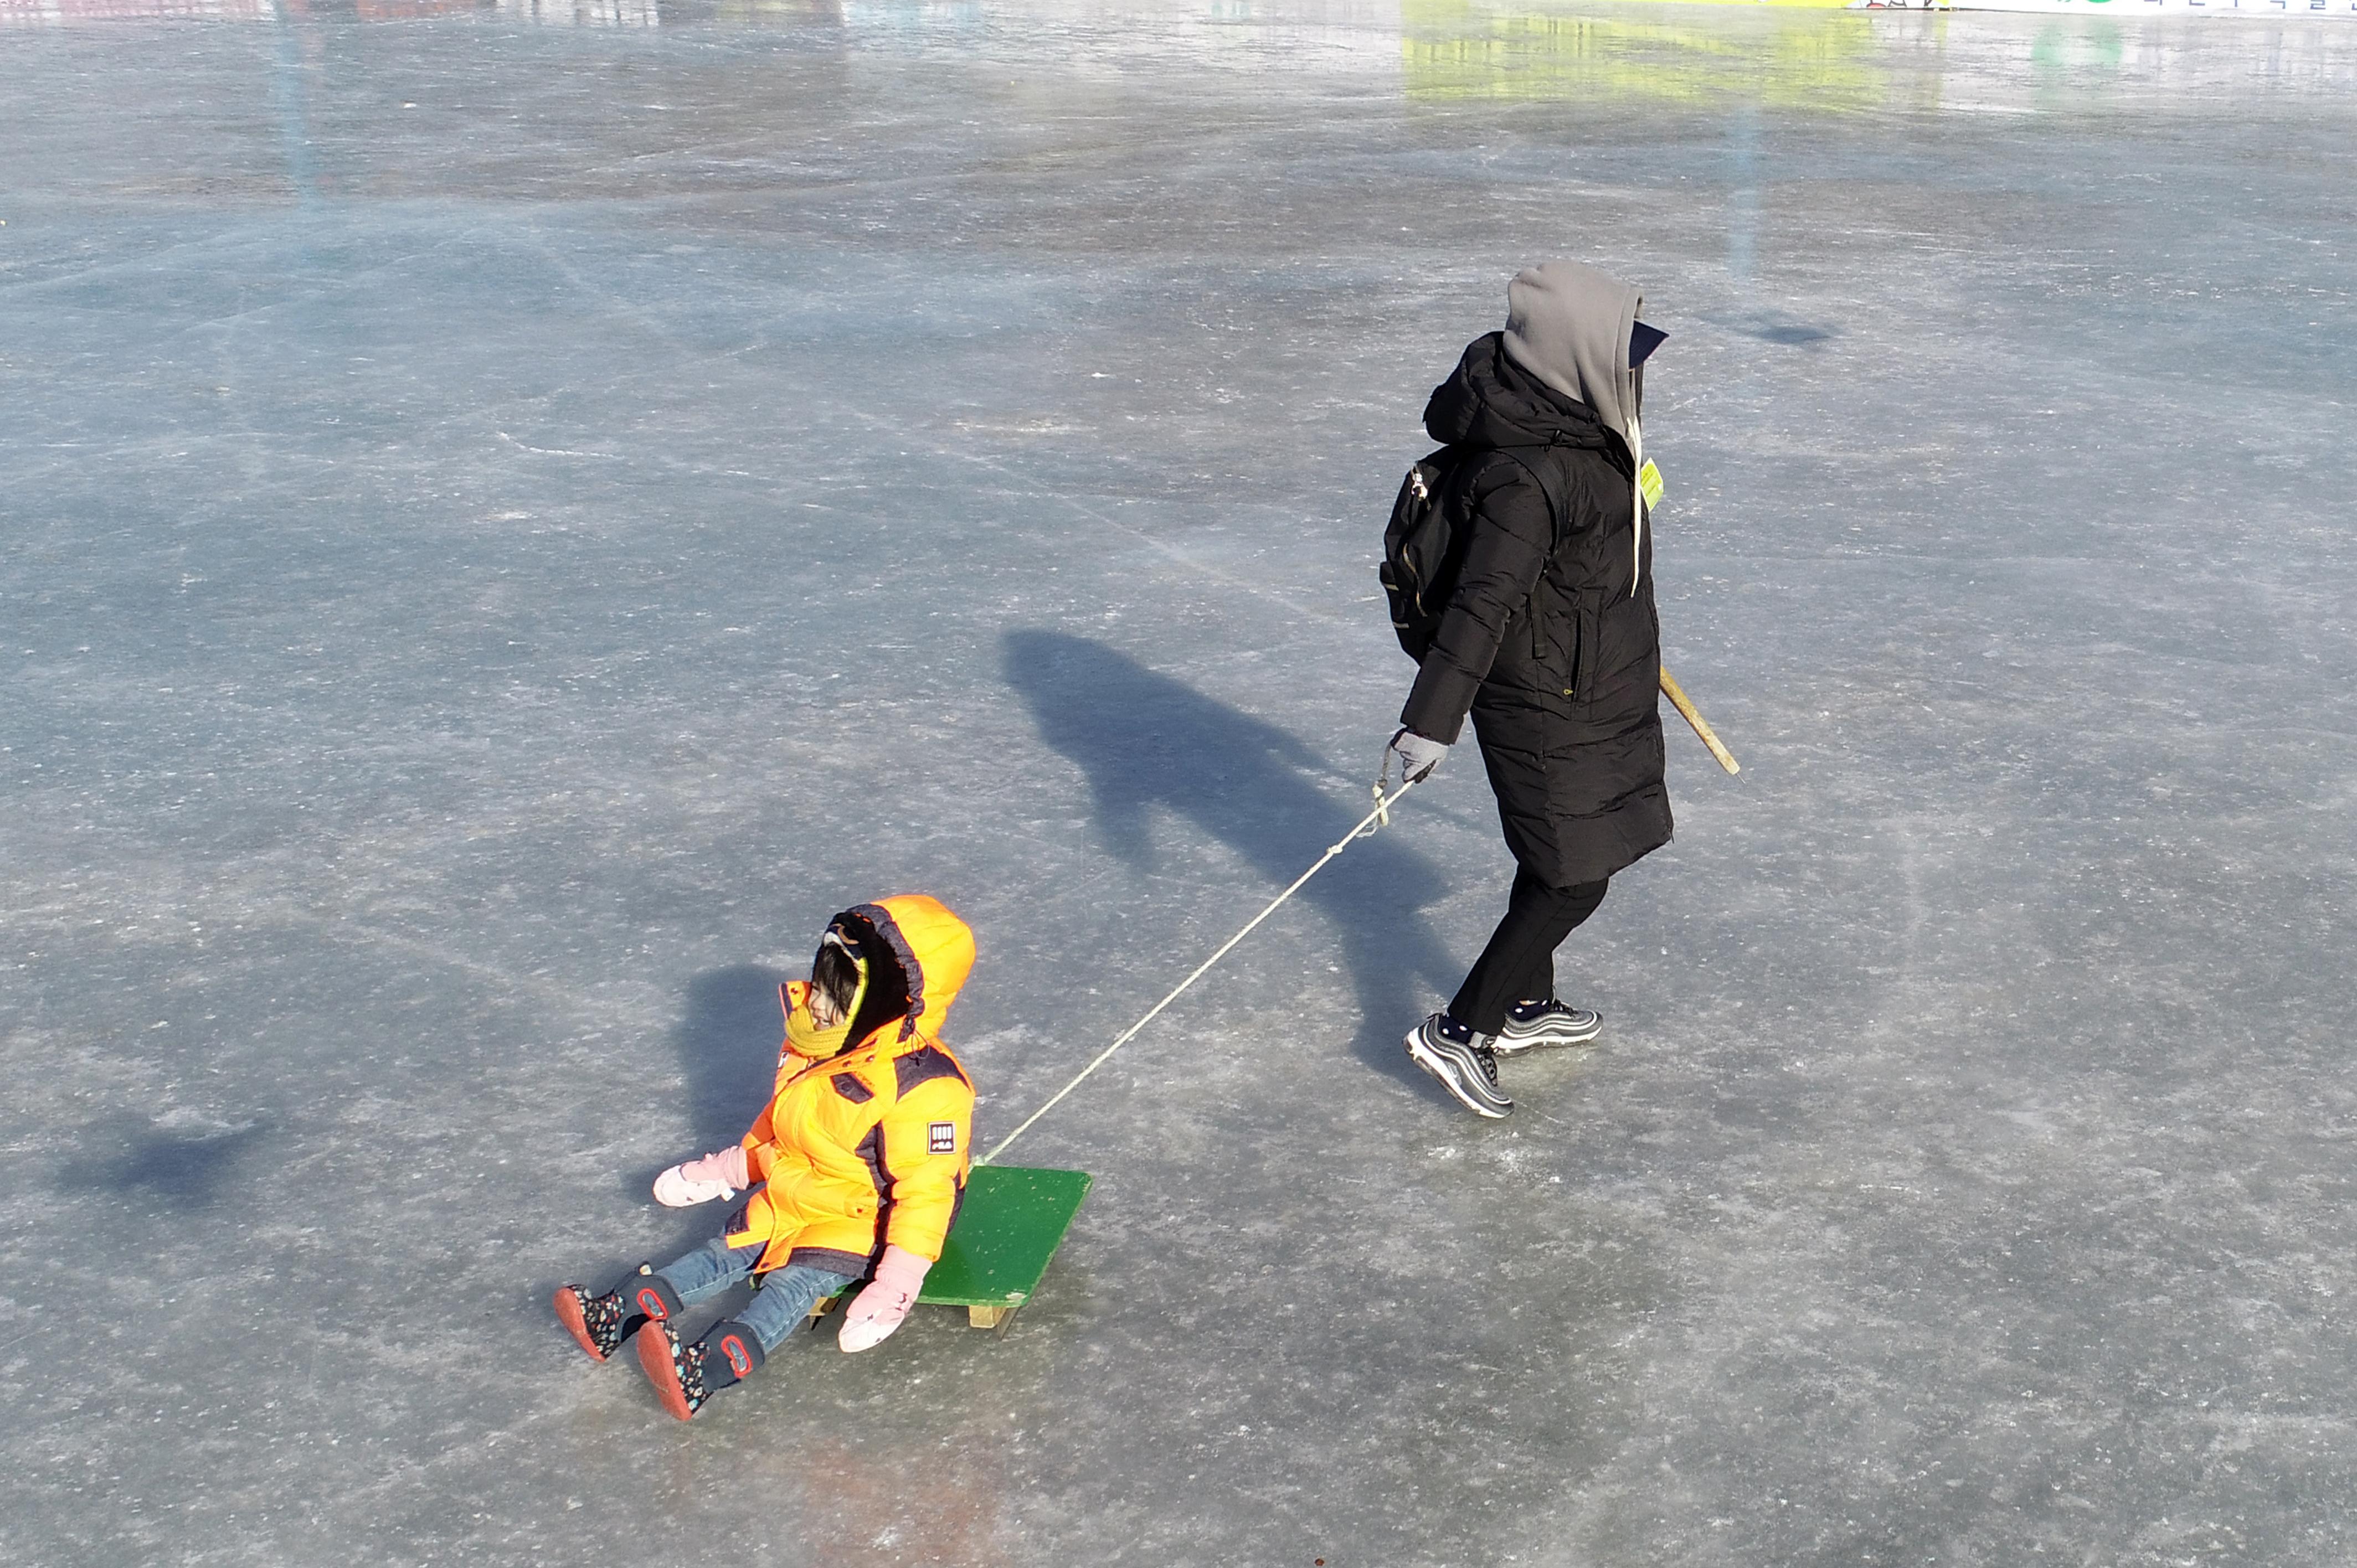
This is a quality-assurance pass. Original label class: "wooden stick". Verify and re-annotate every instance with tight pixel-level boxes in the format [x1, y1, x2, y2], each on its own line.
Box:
[1659, 666, 1740, 775]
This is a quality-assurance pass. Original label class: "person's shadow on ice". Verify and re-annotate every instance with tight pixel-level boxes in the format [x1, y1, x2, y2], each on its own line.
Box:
[668, 963, 791, 1159]
[1002, 630, 1457, 1082]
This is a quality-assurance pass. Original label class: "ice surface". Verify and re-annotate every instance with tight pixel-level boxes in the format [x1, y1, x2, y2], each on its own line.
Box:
[3, 3, 2355, 1564]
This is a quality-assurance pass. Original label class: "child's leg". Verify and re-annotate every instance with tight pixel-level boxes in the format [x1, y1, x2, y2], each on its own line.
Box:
[557, 1235, 759, 1363]
[636, 1261, 859, 1419]
[575, 1235, 760, 1361]
[650, 1234, 765, 1313]
[729, 1263, 861, 1361]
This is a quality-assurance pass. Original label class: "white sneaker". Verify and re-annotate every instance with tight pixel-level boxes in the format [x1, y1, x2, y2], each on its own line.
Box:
[1493, 999, 1601, 1055]
[1404, 1014, 1512, 1118]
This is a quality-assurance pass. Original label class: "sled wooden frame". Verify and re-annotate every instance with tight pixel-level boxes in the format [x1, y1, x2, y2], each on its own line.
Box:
[810, 1164, 1092, 1334]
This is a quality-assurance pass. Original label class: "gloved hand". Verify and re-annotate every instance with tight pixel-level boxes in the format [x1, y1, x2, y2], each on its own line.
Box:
[1386, 726, 1449, 785]
[651, 1145, 749, 1208]
[837, 1244, 930, 1353]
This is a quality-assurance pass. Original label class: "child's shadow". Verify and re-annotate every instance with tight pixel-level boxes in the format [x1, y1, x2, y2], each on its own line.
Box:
[1002, 630, 1459, 1083]
[670, 963, 792, 1158]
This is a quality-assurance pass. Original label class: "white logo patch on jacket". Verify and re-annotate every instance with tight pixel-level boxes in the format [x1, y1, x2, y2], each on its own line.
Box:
[928, 1121, 957, 1155]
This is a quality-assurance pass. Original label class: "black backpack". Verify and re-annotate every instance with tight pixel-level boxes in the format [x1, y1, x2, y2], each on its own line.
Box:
[1378, 445, 1561, 661]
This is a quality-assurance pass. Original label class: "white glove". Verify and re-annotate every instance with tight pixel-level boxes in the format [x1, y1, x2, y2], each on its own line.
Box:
[651, 1146, 748, 1207]
[1386, 726, 1449, 785]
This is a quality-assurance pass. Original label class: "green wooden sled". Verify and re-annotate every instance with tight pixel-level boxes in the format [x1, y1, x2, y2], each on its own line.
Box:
[811, 1164, 1092, 1332]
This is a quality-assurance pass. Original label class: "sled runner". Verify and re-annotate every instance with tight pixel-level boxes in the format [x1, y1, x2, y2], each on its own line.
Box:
[814, 1164, 1092, 1332]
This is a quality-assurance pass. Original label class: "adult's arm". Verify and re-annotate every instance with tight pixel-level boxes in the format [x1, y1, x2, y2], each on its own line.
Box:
[1399, 461, 1554, 744]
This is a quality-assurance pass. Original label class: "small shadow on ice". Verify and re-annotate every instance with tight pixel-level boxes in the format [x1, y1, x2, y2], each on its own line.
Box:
[1718, 309, 1836, 347]
[669, 962, 794, 1156]
[57, 1114, 268, 1209]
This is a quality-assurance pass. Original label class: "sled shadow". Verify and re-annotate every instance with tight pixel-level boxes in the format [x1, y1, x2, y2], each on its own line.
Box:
[1001, 631, 1459, 1083]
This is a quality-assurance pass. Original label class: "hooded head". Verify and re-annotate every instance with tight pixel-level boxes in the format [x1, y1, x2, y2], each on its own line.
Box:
[779, 894, 976, 1061]
[1500, 260, 1665, 595]
[1501, 260, 1645, 446]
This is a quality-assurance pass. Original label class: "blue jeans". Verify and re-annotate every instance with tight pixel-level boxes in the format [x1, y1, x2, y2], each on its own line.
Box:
[654, 1235, 857, 1356]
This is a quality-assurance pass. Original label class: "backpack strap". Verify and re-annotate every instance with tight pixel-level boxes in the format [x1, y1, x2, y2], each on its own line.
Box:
[1490, 447, 1567, 549]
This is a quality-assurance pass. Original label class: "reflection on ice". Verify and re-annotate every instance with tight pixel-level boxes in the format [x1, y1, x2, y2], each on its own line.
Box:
[0, 0, 271, 18]
[0, 0, 660, 20]
[1403, 0, 2357, 108]
[492, 0, 657, 23]
[1403, 2, 1892, 110]
[6, 0, 2357, 67]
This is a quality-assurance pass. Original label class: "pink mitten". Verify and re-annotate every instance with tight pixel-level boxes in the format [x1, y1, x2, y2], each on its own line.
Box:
[651, 1146, 750, 1208]
[837, 1244, 930, 1353]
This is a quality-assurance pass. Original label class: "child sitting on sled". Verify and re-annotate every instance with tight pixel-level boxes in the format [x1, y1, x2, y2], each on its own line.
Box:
[553, 894, 977, 1421]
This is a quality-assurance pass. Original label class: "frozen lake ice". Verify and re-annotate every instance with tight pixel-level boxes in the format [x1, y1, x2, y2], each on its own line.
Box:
[3, 2, 2355, 1563]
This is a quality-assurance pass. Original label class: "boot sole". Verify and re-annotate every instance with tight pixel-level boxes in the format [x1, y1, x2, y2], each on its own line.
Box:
[1404, 1033, 1512, 1119]
[636, 1322, 698, 1421]
[552, 1287, 610, 1363]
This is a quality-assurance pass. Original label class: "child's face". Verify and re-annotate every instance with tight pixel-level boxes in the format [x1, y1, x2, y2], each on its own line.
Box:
[807, 985, 845, 1029]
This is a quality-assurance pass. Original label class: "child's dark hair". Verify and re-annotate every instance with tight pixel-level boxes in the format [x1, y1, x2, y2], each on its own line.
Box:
[812, 937, 862, 1018]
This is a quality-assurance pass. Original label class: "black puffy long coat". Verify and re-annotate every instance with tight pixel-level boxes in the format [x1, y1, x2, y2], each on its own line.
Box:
[1399, 333, 1674, 888]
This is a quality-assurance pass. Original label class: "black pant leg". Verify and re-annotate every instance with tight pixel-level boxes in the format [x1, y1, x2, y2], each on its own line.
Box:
[1449, 869, 1609, 1036]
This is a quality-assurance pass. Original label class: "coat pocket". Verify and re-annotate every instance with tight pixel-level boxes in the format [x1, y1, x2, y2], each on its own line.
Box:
[1527, 581, 1582, 702]
[1540, 604, 1588, 704]
[1574, 602, 1601, 702]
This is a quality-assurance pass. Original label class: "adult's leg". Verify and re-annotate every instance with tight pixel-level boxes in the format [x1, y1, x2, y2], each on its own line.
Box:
[1509, 873, 1609, 1007]
[1450, 868, 1608, 1036]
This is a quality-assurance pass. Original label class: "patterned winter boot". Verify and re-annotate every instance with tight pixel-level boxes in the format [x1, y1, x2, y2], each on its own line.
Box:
[553, 1264, 680, 1363]
[636, 1316, 765, 1421]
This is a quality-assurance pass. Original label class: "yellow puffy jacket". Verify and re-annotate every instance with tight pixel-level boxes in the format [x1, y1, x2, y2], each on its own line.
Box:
[725, 895, 978, 1278]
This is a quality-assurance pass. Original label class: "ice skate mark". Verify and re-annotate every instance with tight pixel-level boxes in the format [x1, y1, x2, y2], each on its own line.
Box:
[1852, 814, 1938, 1062]
[11, 862, 609, 1018]
[830, 401, 1346, 627]
[516, 220, 702, 353]
[288, 902, 613, 1013]
[952, 418, 1081, 436]
[495, 430, 624, 461]
[163, 236, 466, 343]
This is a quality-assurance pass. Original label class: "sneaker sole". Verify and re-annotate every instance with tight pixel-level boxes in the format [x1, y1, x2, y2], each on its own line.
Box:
[552, 1287, 610, 1363]
[635, 1323, 698, 1422]
[1404, 1033, 1512, 1119]
[1493, 1021, 1602, 1055]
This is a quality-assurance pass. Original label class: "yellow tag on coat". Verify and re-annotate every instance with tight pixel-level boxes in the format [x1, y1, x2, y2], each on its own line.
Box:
[1638, 459, 1664, 512]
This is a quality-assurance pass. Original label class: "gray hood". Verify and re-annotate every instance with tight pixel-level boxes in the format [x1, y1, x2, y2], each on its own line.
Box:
[1500, 260, 1651, 595]
[1500, 260, 1641, 445]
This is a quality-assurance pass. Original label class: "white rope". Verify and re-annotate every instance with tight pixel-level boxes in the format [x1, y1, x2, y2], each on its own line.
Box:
[978, 772, 1422, 1167]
